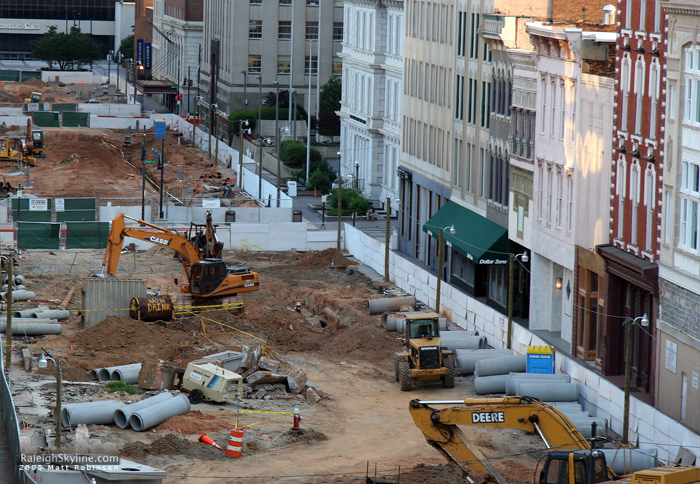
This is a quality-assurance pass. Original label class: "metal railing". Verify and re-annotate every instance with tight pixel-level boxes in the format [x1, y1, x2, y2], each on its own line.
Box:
[1, 340, 32, 483]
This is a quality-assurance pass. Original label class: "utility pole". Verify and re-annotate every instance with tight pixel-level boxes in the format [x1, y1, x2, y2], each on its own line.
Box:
[187, 65, 191, 115]
[4, 259, 12, 371]
[159, 136, 165, 219]
[141, 128, 146, 220]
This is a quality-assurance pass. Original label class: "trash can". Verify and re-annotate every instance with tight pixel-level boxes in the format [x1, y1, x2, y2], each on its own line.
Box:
[292, 210, 302, 222]
[225, 211, 235, 223]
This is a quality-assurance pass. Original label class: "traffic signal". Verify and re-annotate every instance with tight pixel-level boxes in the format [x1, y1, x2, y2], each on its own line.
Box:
[189, 78, 194, 87]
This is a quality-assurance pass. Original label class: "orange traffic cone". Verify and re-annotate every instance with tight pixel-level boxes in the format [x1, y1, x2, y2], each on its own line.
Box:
[198, 432, 222, 450]
[226, 429, 244, 458]
[314, 187, 318, 197]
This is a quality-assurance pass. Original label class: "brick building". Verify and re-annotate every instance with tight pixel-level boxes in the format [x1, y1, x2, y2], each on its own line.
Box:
[599, 0, 665, 403]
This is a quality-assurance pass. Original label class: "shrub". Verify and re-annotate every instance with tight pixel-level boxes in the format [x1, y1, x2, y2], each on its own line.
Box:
[327, 188, 369, 216]
[229, 110, 256, 135]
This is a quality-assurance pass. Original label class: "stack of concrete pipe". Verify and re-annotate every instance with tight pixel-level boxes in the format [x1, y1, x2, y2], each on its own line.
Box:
[369, 296, 416, 315]
[61, 393, 191, 431]
[546, 402, 609, 438]
[473, 355, 528, 394]
[0, 317, 62, 335]
[455, 349, 513, 375]
[91, 363, 143, 384]
[114, 392, 176, 429]
[440, 332, 488, 351]
[0, 274, 30, 301]
[381, 313, 450, 333]
[597, 448, 658, 474]
[62, 400, 126, 427]
[505, 373, 571, 395]
[129, 394, 191, 431]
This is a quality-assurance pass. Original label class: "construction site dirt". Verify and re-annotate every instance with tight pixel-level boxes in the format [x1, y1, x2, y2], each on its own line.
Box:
[0, 116, 546, 483]
[8, 248, 549, 484]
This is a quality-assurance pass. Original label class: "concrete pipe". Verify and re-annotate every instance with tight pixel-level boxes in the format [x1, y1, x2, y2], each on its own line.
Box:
[0, 322, 62, 335]
[474, 355, 528, 377]
[440, 334, 487, 351]
[368, 296, 416, 314]
[129, 393, 191, 431]
[61, 400, 125, 427]
[474, 374, 509, 395]
[515, 382, 579, 402]
[114, 392, 174, 429]
[568, 417, 609, 438]
[506, 374, 571, 395]
[31, 310, 70, 321]
[0, 317, 58, 324]
[13, 307, 49, 318]
[382, 314, 404, 331]
[110, 363, 142, 384]
[14, 275, 24, 286]
[0, 290, 36, 302]
[98, 366, 122, 381]
[598, 448, 658, 474]
[549, 402, 584, 412]
[455, 349, 513, 375]
[2, 285, 26, 292]
[89, 368, 103, 380]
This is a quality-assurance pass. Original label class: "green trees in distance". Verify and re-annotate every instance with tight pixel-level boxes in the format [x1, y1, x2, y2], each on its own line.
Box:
[317, 77, 341, 137]
[30, 26, 102, 70]
[279, 140, 336, 192]
[118, 34, 134, 60]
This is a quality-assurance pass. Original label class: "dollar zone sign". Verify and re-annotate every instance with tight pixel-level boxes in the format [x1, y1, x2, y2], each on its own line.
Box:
[149, 236, 170, 246]
[471, 411, 505, 423]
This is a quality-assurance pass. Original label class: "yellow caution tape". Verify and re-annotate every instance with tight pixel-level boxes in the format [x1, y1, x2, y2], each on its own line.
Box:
[238, 409, 295, 416]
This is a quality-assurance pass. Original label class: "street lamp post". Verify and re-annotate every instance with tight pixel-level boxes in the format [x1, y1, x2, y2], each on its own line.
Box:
[291, 90, 298, 141]
[208, 103, 217, 159]
[507, 251, 529, 350]
[336, 175, 342, 250]
[384, 197, 399, 283]
[240, 69, 248, 107]
[435, 225, 455, 313]
[256, 75, 262, 139]
[239, 119, 250, 191]
[623, 313, 649, 444]
[273, 81, 280, 154]
[354, 161, 360, 190]
[107, 51, 113, 83]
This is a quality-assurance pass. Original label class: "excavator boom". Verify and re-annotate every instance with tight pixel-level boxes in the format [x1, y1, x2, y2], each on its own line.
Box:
[409, 397, 590, 484]
[102, 213, 260, 299]
[103, 213, 201, 279]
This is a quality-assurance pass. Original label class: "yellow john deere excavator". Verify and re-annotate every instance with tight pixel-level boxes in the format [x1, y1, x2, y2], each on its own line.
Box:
[102, 212, 260, 301]
[409, 397, 700, 484]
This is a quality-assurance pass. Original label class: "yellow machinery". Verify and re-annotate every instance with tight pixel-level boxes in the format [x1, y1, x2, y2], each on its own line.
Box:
[409, 397, 700, 484]
[102, 212, 260, 301]
[394, 311, 455, 390]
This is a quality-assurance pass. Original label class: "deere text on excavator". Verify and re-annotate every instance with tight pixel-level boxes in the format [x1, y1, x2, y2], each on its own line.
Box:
[409, 397, 700, 484]
[102, 213, 260, 302]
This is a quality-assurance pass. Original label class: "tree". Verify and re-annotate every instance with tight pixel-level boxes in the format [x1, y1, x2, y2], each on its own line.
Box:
[29, 26, 60, 70]
[317, 77, 341, 136]
[119, 34, 134, 60]
[30, 26, 101, 70]
[327, 187, 369, 216]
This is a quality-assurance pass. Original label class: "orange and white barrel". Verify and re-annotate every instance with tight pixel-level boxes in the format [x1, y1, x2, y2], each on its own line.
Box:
[226, 429, 244, 458]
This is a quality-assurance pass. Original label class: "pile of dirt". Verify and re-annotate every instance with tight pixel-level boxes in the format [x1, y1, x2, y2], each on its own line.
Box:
[153, 410, 234, 434]
[37, 365, 91, 382]
[120, 433, 228, 461]
[67, 316, 209, 368]
[21, 78, 47, 87]
[275, 248, 356, 270]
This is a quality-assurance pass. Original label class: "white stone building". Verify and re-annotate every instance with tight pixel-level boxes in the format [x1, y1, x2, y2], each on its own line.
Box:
[338, 0, 403, 204]
[527, 23, 615, 351]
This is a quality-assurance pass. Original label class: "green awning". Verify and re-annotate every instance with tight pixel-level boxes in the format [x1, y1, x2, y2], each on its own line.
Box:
[423, 201, 509, 264]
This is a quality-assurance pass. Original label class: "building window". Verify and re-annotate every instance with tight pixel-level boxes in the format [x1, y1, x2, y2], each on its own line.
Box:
[277, 55, 290, 74]
[249, 20, 262, 39]
[332, 56, 342, 76]
[680, 160, 700, 252]
[278, 21, 291, 40]
[469, 13, 479, 59]
[684, 47, 700, 125]
[333, 22, 343, 41]
[556, 170, 563, 227]
[634, 57, 646, 134]
[488, 265, 508, 306]
[250, 0, 262, 5]
[248, 55, 262, 74]
[567, 175, 573, 232]
[280, 0, 292, 4]
[576, 268, 603, 363]
[306, 21, 319, 40]
[305, 56, 318, 75]
[307, 0, 319, 5]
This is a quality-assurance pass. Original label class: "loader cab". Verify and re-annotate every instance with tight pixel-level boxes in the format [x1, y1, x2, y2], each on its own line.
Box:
[540, 450, 609, 484]
[406, 319, 439, 340]
[31, 130, 44, 150]
[190, 259, 227, 295]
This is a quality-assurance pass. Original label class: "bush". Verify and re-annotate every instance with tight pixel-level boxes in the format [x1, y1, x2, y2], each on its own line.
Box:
[280, 140, 307, 168]
[327, 188, 369, 216]
[306, 167, 333, 193]
[229, 110, 256, 135]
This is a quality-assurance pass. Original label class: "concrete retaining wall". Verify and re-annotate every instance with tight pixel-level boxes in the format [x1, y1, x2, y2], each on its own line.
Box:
[343, 224, 700, 464]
